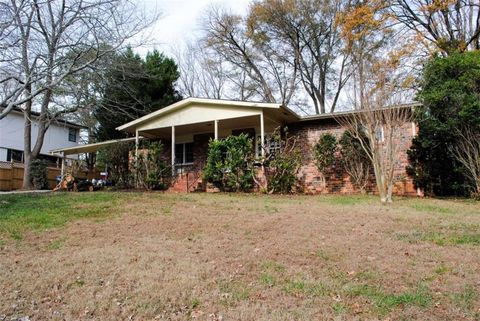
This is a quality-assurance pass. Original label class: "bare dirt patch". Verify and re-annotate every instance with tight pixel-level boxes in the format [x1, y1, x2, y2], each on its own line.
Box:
[0, 193, 479, 320]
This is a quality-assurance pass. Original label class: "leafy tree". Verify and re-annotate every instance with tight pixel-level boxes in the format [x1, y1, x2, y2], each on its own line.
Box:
[407, 51, 480, 196]
[95, 48, 181, 140]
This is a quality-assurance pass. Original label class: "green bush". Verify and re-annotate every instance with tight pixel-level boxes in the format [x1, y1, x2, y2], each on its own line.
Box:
[30, 159, 49, 190]
[314, 133, 337, 172]
[136, 141, 171, 190]
[261, 128, 302, 194]
[203, 133, 254, 192]
[339, 131, 371, 193]
[96, 141, 133, 188]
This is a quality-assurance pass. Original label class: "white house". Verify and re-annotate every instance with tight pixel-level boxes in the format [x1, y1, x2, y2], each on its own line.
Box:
[0, 109, 85, 165]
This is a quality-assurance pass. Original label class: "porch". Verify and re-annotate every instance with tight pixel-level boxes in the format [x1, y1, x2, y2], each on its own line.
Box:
[117, 98, 299, 188]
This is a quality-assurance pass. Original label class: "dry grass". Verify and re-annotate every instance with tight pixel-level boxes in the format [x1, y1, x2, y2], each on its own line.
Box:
[0, 192, 479, 320]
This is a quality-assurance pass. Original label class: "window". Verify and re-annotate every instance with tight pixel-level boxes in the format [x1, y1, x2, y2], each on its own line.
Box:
[175, 142, 194, 164]
[68, 128, 77, 142]
[6, 149, 23, 162]
[256, 134, 281, 157]
[185, 142, 194, 163]
[375, 126, 384, 142]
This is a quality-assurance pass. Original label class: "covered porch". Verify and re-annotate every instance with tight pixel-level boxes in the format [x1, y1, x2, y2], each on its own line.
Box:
[117, 98, 299, 178]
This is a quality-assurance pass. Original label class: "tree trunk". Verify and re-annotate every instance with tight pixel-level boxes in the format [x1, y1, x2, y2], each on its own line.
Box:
[22, 87, 34, 190]
[22, 89, 52, 189]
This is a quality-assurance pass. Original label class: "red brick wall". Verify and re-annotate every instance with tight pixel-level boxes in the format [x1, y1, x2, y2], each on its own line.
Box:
[289, 119, 417, 196]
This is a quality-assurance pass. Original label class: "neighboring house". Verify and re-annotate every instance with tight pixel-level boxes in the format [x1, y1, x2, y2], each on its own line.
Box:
[53, 97, 418, 195]
[0, 108, 85, 166]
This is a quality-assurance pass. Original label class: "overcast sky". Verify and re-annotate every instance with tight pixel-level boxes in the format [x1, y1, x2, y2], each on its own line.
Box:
[137, 0, 251, 56]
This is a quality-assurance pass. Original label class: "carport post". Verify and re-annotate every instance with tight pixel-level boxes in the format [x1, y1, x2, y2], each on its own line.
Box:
[135, 129, 139, 187]
[214, 119, 219, 140]
[171, 126, 175, 176]
[260, 111, 265, 157]
[60, 152, 65, 177]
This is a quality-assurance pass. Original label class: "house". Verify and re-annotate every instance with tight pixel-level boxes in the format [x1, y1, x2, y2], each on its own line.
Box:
[0, 108, 85, 166]
[52, 97, 418, 195]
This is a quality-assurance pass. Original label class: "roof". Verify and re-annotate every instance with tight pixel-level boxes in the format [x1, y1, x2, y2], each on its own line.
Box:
[2, 107, 87, 129]
[116, 98, 420, 132]
[50, 137, 141, 156]
[116, 97, 296, 132]
[297, 102, 421, 122]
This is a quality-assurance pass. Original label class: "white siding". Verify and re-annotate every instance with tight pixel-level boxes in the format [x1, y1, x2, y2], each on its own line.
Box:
[0, 147, 7, 162]
[0, 112, 80, 159]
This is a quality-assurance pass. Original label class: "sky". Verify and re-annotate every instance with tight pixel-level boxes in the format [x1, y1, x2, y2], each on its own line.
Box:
[137, 0, 251, 56]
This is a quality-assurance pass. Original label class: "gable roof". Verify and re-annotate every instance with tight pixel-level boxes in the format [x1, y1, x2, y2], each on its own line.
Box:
[116, 97, 299, 132]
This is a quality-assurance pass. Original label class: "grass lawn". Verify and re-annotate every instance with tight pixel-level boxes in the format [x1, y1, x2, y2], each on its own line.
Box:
[0, 192, 479, 320]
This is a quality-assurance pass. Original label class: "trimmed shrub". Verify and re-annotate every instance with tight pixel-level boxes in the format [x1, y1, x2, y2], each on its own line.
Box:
[30, 159, 49, 190]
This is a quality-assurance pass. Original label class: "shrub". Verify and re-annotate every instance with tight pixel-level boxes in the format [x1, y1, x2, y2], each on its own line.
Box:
[314, 133, 337, 172]
[258, 127, 302, 194]
[136, 141, 171, 190]
[313, 133, 337, 190]
[30, 159, 49, 190]
[203, 133, 254, 192]
[96, 141, 133, 188]
[339, 131, 371, 193]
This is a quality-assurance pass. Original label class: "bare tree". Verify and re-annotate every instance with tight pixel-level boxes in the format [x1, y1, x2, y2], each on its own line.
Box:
[452, 126, 480, 196]
[248, 0, 350, 113]
[174, 42, 227, 99]
[391, 0, 480, 54]
[0, 0, 157, 189]
[336, 64, 414, 203]
[337, 97, 413, 203]
[202, 5, 299, 105]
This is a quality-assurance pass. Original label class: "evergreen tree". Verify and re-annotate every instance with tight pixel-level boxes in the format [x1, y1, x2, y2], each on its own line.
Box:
[95, 48, 181, 140]
[407, 51, 480, 196]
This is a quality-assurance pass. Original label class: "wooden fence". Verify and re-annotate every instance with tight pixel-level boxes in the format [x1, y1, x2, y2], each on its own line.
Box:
[0, 161, 100, 191]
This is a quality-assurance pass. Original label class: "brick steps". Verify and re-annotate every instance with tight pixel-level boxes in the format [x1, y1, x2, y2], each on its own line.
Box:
[168, 173, 204, 193]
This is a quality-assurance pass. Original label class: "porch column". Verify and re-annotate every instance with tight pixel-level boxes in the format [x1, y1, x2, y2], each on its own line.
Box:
[214, 119, 219, 140]
[171, 126, 175, 176]
[260, 111, 265, 157]
[135, 129, 139, 187]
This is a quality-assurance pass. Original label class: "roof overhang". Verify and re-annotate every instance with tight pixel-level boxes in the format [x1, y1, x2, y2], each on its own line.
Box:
[116, 97, 299, 133]
[50, 137, 141, 156]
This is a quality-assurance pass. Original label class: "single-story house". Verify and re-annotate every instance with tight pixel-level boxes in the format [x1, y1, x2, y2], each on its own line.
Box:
[54, 97, 418, 195]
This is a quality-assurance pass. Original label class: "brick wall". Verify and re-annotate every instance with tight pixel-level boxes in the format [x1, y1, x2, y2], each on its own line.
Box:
[289, 118, 417, 196]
